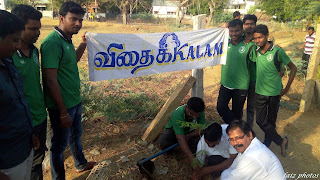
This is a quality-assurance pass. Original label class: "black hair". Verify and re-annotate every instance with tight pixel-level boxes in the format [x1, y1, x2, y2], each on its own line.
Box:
[233, 11, 240, 19]
[0, 10, 25, 39]
[229, 19, 243, 28]
[204, 123, 222, 142]
[226, 120, 256, 138]
[308, 27, 314, 31]
[11, 4, 42, 24]
[187, 97, 205, 113]
[59, 1, 85, 17]
[243, 14, 257, 24]
[253, 24, 269, 35]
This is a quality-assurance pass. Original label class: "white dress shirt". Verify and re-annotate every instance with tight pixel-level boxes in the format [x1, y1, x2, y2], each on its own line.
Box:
[196, 124, 237, 164]
[221, 137, 286, 180]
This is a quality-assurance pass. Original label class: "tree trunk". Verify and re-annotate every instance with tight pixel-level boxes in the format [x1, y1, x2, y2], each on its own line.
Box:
[208, 0, 216, 24]
[121, 0, 130, 25]
[176, 0, 189, 24]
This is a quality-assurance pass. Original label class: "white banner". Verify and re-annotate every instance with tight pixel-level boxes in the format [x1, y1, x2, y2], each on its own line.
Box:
[87, 28, 229, 81]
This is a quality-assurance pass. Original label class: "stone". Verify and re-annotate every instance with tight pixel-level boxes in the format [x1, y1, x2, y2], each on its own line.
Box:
[120, 156, 129, 163]
[90, 149, 101, 155]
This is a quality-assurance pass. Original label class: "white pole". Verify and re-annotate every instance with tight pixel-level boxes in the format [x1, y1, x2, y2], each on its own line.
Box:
[191, 14, 206, 99]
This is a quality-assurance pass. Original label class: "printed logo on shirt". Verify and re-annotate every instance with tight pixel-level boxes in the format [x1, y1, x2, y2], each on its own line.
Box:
[239, 46, 245, 53]
[32, 53, 39, 65]
[20, 59, 25, 64]
[267, 54, 273, 62]
[66, 45, 70, 50]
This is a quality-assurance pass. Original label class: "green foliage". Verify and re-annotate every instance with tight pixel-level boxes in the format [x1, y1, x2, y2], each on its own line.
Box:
[178, 121, 215, 132]
[191, 150, 206, 169]
[177, 120, 218, 169]
[258, 0, 320, 22]
[131, 13, 154, 20]
[187, 1, 210, 16]
[79, 68, 165, 122]
[212, 12, 233, 25]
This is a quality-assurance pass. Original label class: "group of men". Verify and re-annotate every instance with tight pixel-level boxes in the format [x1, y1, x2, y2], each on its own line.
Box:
[0, 2, 306, 180]
[0, 2, 95, 180]
[159, 13, 298, 179]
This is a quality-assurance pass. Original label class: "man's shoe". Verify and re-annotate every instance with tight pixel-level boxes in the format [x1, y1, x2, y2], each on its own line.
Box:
[76, 161, 96, 173]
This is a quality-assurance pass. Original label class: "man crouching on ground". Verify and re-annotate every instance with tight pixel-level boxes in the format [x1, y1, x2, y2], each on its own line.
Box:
[159, 97, 206, 163]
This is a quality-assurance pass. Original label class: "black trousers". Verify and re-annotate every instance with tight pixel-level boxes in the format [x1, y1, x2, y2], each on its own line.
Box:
[31, 119, 48, 180]
[207, 155, 227, 178]
[246, 82, 256, 128]
[302, 53, 311, 76]
[158, 129, 199, 154]
[217, 85, 248, 124]
[255, 94, 283, 146]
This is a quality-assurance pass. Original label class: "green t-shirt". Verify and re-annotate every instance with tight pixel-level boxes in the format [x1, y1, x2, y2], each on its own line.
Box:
[220, 41, 251, 90]
[253, 44, 291, 96]
[247, 43, 257, 82]
[164, 105, 206, 135]
[40, 29, 81, 109]
[12, 46, 47, 126]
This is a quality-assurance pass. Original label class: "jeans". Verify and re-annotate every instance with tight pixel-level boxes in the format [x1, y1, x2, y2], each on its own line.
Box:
[255, 94, 283, 146]
[48, 103, 87, 180]
[246, 82, 256, 128]
[217, 85, 248, 124]
[31, 119, 47, 180]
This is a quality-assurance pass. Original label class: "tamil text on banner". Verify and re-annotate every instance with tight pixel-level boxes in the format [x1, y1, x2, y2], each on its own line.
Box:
[86, 28, 229, 81]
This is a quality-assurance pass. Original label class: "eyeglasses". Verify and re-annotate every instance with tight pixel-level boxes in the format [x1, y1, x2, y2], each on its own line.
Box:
[228, 134, 246, 142]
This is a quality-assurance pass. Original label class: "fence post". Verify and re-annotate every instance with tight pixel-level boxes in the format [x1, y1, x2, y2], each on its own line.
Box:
[191, 14, 206, 99]
[299, 24, 320, 112]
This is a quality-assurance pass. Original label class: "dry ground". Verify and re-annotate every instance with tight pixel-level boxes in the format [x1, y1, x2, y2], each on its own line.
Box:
[39, 18, 320, 180]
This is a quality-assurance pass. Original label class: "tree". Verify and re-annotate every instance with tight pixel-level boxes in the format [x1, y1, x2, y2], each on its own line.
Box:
[258, 0, 320, 22]
[176, 0, 190, 24]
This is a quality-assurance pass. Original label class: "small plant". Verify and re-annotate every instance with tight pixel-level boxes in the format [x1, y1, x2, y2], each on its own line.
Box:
[178, 120, 218, 169]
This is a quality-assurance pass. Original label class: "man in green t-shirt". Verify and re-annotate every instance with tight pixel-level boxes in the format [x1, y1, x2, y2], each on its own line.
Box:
[159, 97, 206, 163]
[11, 5, 47, 180]
[40, 2, 95, 179]
[243, 14, 258, 128]
[217, 19, 252, 124]
[253, 25, 297, 157]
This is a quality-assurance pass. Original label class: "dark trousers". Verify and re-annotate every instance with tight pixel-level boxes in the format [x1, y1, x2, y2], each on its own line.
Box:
[49, 103, 87, 180]
[158, 129, 199, 154]
[31, 119, 48, 180]
[255, 94, 283, 146]
[246, 82, 256, 128]
[302, 53, 311, 75]
[207, 155, 227, 178]
[217, 85, 247, 124]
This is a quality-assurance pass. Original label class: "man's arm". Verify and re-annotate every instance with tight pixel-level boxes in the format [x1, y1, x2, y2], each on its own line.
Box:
[44, 68, 72, 128]
[299, 42, 306, 50]
[76, 32, 87, 62]
[194, 153, 237, 179]
[176, 134, 195, 163]
[280, 61, 297, 96]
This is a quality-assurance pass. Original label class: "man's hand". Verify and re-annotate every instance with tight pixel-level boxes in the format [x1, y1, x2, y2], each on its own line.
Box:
[280, 87, 289, 96]
[81, 32, 87, 44]
[32, 134, 40, 150]
[60, 113, 72, 128]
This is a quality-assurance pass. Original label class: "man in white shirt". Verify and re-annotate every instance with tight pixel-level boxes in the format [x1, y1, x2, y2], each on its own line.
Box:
[221, 120, 285, 180]
[299, 26, 315, 76]
[192, 123, 237, 180]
